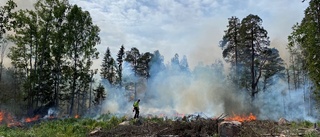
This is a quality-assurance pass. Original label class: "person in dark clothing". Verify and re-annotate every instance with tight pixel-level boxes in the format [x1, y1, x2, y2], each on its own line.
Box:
[133, 99, 140, 119]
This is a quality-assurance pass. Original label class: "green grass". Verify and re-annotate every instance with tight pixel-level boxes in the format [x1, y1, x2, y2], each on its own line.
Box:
[0, 114, 125, 137]
[0, 116, 318, 137]
[291, 120, 314, 128]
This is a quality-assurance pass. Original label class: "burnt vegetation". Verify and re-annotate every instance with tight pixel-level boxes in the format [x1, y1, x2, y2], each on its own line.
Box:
[0, 0, 320, 136]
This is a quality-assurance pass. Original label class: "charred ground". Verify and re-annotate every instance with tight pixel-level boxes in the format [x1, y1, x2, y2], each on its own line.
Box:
[90, 117, 320, 137]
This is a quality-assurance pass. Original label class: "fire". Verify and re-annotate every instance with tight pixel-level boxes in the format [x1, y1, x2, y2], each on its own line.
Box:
[0, 110, 22, 127]
[0, 111, 4, 122]
[175, 113, 185, 118]
[225, 113, 256, 122]
[25, 115, 40, 123]
[75, 114, 80, 119]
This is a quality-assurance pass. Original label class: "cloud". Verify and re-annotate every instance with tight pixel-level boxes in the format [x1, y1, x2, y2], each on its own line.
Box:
[68, 0, 308, 70]
[1, 0, 309, 69]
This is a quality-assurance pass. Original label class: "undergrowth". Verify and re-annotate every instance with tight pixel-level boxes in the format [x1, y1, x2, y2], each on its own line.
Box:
[0, 116, 318, 137]
[0, 113, 124, 137]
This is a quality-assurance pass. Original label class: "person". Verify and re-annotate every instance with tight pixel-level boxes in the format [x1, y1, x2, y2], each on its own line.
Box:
[133, 99, 140, 119]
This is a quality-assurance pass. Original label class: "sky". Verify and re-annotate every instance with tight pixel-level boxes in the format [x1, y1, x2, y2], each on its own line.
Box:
[1, 0, 309, 69]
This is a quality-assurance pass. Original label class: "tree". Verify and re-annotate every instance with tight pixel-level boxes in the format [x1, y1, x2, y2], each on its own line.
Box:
[101, 47, 117, 86]
[220, 14, 284, 100]
[125, 47, 140, 99]
[171, 53, 180, 70]
[240, 14, 271, 99]
[261, 48, 285, 91]
[9, 9, 40, 108]
[8, 0, 71, 109]
[93, 83, 106, 105]
[116, 45, 125, 87]
[65, 4, 100, 116]
[149, 50, 165, 77]
[220, 16, 241, 85]
[137, 52, 152, 79]
[180, 55, 190, 73]
[0, 0, 17, 81]
[290, 0, 320, 88]
[0, 38, 8, 81]
[8, 0, 100, 116]
[288, 0, 320, 103]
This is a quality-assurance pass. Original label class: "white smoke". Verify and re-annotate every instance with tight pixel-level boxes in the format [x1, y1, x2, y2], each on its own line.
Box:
[97, 60, 318, 122]
[256, 77, 317, 122]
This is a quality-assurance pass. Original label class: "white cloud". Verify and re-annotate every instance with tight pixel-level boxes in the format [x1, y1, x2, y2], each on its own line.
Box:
[1, 0, 309, 69]
[68, 0, 307, 69]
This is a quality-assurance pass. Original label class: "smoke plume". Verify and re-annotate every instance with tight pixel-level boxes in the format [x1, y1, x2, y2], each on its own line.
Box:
[98, 60, 318, 122]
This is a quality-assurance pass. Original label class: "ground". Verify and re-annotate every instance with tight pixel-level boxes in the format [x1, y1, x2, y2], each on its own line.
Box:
[89, 117, 320, 137]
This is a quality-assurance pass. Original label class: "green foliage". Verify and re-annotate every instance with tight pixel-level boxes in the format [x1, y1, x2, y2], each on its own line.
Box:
[221, 14, 284, 99]
[101, 47, 117, 85]
[116, 45, 125, 87]
[304, 131, 318, 137]
[290, 121, 315, 128]
[300, 121, 314, 128]
[97, 113, 112, 121]
[0, 117, 123, 137]
[7, 0, 100, 115]
[147, 116, 165, 123]
[287, 0, 320, 104]
[93, 83, 106, 105]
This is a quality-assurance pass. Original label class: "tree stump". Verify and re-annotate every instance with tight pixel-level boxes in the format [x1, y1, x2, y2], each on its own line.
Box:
[218, 121, 241, 137]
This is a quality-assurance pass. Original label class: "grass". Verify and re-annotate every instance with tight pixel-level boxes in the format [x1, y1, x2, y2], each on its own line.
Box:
[0, 116, 318, 137]
[0, 114, 124, 137]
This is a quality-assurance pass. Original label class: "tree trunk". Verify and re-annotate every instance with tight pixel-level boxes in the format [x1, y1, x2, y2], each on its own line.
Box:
[251, 31, 255, 100]
[70, 43, 78, 116]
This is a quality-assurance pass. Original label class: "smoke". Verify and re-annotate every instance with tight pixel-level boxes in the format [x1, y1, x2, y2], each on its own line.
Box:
[256, 77, 317, 122]
[98, 61, 254, 118]
[97, 59, 318, 122]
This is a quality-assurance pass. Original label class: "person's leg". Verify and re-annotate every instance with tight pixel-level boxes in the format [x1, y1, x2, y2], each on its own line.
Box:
[134, 107, 138, 118]
[137, 110, 139, 118]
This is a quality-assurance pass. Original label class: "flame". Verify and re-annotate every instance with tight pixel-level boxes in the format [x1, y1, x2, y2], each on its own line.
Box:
[0, 110, 22, 127]
[75, 114, 79, 119]
[175, 113, 185, 118]
[25, 115, 40, 123]
[0, 111, 4, 122]
[225, 113, 256, 122]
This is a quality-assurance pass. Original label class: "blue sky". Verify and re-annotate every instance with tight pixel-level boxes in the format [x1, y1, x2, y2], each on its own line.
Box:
[2, 0, 309, 69]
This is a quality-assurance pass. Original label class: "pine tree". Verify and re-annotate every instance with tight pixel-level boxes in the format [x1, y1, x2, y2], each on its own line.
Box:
[149, 50, 165, 78]
[101, 47, 117, 85]
[116, 45, 125, 87]
[220, 16, 241, 85]
[93, 83, 106, 105]
[221, 15, 284, 100]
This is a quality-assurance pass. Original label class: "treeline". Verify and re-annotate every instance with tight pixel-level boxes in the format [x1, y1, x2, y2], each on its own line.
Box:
[287, 0, 320, 101]
[1, 0, 100, 116]
[0, 0, 319, 116]
[0, 0, 192, 116]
